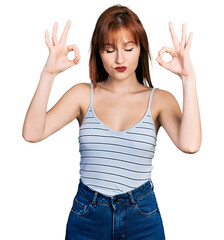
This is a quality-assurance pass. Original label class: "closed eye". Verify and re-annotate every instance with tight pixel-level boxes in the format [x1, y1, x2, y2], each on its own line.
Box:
[105, 48, 134, 53]
[105, 50, 114, 53]
[126, 48, 134, 52]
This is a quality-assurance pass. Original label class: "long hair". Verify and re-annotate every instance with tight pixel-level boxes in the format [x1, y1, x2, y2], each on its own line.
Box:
[89, 4, 153, 89]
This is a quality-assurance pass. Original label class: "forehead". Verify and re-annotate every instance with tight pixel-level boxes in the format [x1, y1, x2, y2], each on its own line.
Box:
[104, 28, 136, 46]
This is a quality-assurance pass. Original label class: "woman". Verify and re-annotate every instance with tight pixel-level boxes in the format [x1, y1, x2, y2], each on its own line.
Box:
[22, 4, 201, 240]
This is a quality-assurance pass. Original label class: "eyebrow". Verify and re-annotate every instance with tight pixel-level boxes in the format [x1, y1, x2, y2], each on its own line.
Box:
[104, 41, 135, 46]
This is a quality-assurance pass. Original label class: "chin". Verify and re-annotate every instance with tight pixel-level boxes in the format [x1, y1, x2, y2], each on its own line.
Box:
[113, 74, 129, 80]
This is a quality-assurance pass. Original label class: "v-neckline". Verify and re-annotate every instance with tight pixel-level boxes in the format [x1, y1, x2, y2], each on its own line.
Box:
[91, 84, 155, 135]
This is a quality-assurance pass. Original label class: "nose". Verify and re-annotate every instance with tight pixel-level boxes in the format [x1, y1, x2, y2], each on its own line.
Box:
[115, 49, 125, 64]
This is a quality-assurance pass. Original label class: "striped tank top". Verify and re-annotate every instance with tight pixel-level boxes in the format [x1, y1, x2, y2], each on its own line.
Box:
[78, 82, 158, 197]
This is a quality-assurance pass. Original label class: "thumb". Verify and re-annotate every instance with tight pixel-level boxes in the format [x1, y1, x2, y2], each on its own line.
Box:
[156, 57, 169, 69]
[72, 55, 81, 64]
[67, 55, 81, 68]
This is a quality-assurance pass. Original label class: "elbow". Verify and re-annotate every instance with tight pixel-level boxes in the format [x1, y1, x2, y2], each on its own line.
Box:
[186, 147, 200, 154]
[190, 144, 201, 154]
[179, 143, 201, 154]
[178, 135, 202, 154]
[22, 124, 44, 143]
[22, 132, 42, 143]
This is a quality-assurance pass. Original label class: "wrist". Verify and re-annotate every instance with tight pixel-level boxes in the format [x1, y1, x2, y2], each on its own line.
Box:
[180, 74, 196, 82]
[40, 69, 57, 85]
[42, 67, 58, 78]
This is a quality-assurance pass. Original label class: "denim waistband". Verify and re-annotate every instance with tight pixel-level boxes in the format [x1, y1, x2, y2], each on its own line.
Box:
[76, 178, 154, 209]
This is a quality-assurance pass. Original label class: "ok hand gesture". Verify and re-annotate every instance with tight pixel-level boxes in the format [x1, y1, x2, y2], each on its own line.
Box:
[156, 22, 195, 79]
[43, 20, 81, 75]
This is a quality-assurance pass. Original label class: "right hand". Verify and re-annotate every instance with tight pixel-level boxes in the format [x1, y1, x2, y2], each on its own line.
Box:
[43, 20, 81, 75]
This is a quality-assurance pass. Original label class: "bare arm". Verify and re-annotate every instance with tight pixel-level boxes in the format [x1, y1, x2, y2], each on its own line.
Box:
[22, 70, 56, 142]
[22, 20, 81, 142]
[158, 78, 201, 153]
[178, 76, 201, 152]
[156, 22, 202, 153]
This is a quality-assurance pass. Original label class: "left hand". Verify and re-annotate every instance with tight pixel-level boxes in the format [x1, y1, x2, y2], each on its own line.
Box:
[156, 22, 195, 79]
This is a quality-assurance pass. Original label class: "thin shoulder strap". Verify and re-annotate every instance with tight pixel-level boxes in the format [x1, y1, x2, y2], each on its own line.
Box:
[90, 82, 93, 106]
[148, 87, 159, 109]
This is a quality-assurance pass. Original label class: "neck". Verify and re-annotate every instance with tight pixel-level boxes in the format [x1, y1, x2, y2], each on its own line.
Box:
[102, 75, 141, 93]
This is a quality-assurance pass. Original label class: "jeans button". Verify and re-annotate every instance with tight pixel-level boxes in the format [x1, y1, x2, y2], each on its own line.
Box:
[114, 198, 122, 202]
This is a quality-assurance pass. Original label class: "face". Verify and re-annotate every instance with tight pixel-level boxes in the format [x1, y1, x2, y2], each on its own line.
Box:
[100, 29, 141, 82]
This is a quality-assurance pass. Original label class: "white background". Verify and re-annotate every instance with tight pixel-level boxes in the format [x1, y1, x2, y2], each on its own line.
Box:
[1, 0, 223, 239]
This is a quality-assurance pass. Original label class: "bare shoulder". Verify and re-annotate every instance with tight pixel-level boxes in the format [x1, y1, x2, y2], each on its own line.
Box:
[71, 81, 91, 101]
[154, 88, 177, 105]
[153, 88, 181, 125]
[71, 82, 91, 124]
[69, 82, 91, 102]
[76, 82, 91, 98]
[66, 82, 90, 107]
[70, 82, 90, 93]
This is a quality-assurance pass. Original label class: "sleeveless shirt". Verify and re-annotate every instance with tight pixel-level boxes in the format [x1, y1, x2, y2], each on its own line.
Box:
[78, 82, 158, 197]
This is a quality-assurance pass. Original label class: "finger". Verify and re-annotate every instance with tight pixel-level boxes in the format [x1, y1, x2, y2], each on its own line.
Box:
[45, 29, 52, 51]
[68, 55, 81, 67]
[156, 56, 170, 70]
[169, 22, 179, 47]
[66, 55, 81, 69]
[180, 23, 187, 48]
[60, 20, 71, 44]
[185, 32, 193, 54]
[73, 55, 81, 64]
[52, 22, 59, 45]
[67, 44, 80, 57]
[158, 46, 175, 58]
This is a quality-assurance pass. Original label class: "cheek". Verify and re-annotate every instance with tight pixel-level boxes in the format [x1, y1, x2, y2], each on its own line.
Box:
[129, 54, 140, 68]
[128, 48, 140, 63]
[100, 55, 111, 67]
[100, 55, 113, 73]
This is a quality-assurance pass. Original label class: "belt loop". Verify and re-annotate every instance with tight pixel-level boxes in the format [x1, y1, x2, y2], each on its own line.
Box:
[91, 192, 98, 207]
[111, 196, 116, 211]
[128, 191, 136, 206]
[149, 178, 154, 191]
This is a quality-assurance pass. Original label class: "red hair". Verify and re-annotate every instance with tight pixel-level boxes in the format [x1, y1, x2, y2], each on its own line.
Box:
[89, 4, 153, 89]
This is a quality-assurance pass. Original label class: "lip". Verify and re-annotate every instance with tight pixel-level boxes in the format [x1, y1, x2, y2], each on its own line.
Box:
[115, 66, 127, 72]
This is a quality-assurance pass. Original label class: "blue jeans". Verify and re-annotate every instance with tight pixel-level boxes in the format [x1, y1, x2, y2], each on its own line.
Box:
[65, 178, 166, 239]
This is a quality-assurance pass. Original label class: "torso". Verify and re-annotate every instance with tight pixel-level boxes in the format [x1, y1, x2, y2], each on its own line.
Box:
[77, 82, 161, 136]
